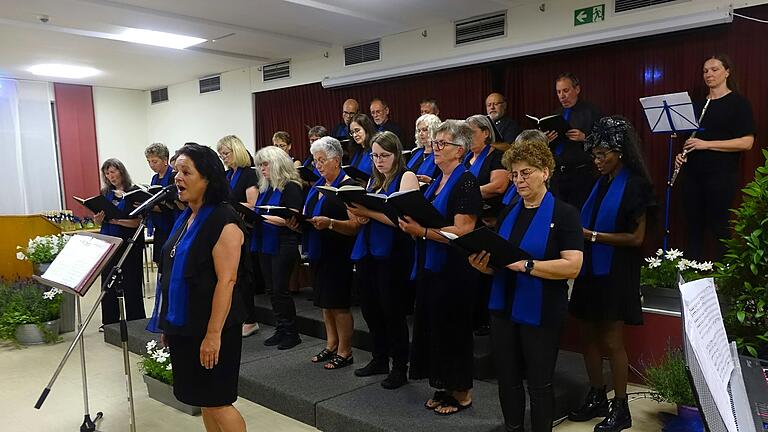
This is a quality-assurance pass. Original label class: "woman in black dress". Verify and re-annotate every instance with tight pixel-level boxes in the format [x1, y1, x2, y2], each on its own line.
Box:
[147, 143, 248, 432]
[300, 136, 362, 369]
[347, 114, 375, 179]
[145, 143, 177, 264]
[469, 131, 583, 432]
[252, 146, 304, 350]
[399, 120, 481, 415]
[347, 131, 420, 389]
[407, 114, 441, 184]
[94, 158, 146, 327]
[569, 117, 655, 432]
[216, 135, 261, 337]
[675, 54, 755, 261]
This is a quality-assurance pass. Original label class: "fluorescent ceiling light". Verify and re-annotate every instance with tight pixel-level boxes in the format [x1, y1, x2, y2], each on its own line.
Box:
[113, 28, 206, 49]
[28, 64, 100, 79]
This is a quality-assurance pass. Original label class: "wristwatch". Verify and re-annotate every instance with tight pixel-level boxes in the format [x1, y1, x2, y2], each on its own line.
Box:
[524, 259, 535, 275]
[590, 230, 598, 243]
[328, 218, 334, 231]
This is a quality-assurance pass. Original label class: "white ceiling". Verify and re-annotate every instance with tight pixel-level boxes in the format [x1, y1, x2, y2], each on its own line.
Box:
[0, 0, 510, 90]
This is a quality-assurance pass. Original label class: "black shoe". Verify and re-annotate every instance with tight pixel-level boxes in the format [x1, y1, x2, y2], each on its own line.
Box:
[568, 386, 608, 422]
[354, 359, 389, 377]
[263, 331, 283, 346]
[381, 369, 407, 389]
[277, 334, 301, 350]
[594, 397, 632, 432]
[474, 325, 490, 337]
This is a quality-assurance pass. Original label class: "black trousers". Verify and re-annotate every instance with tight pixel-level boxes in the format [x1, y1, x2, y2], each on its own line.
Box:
[473, 274, 493, 329]
[682, 168, 737, 261]
[491, 315, 562, 432]
[258, 239, 300, 334]
[357, 255, 410, 371]
[242, 250, 266, 324]
[550, 167, 595, 211]
[101, 241, 146, 325]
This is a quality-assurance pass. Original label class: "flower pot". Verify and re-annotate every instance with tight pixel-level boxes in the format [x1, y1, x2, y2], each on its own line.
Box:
[14, 319, 60, 345]
[32, 262, 51, 276]
[662, 404, 704, 431]
[142, 374, 201, 416]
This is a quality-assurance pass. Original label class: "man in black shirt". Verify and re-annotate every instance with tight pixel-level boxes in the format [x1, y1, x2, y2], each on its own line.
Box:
[370, 98, 405, 147]
[545, 73, 602, 209]
[331, 98, 359, 143]
[485, 92, 520, 144]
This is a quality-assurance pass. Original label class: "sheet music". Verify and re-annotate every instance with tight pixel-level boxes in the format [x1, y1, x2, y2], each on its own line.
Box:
[639, 92, 699, 133]
[42, 235, 112, 292]
[679, 278, 738, 432]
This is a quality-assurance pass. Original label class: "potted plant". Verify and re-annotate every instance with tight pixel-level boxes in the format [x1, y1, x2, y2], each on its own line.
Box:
[640, 248, 715, 302]
[644, 347, 704, 431]
[0, 279, 63, 345]
[139, 340, 200, 415]
[16, 234, 70, 275]
[716, 149, 768, 359]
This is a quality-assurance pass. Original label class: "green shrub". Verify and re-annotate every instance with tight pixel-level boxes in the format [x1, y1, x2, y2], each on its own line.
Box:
[0, 279, 63, 343]
[644, 348, 696, 407]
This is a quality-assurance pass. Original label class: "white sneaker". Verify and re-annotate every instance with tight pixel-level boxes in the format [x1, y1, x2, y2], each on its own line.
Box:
[242, 323, 259, 337]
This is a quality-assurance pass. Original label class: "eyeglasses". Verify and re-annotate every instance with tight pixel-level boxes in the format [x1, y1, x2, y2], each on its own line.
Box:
[370, 110, 385, 116]
[370, 152, 393, 161]
[342, 111, 357, 116]
[312, 158, 335, 167]
[429, 140, 461, 151]
[510, 168, 538, 182]
[218, 151, 231, 160]
[257, 162, 269, 168]
[416, 127, 430, 134]
[592, 151, 615, 162]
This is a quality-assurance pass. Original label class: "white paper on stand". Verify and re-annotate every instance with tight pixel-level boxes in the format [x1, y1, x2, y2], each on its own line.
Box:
[679, 278, 738, 432]
[639, 92, 698, 133]
[42, 234, 112, 291]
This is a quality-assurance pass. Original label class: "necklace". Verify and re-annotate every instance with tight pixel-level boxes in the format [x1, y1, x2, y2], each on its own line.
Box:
[169, 221, 190, 258]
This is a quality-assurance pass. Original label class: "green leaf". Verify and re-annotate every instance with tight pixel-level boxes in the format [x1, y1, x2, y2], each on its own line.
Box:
[747, 345, 758, 357]
[737, 311, 746, 323]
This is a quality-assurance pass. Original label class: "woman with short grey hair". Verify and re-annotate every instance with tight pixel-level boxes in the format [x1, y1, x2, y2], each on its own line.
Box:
[299, 136, 362, 369]
[408, 114, 442, 185]
[399, 120, 482, 415]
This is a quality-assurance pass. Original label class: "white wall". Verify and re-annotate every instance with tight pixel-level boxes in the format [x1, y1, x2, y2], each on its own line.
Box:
[93, 86, 152, 184]
[146, 68, 255, 154]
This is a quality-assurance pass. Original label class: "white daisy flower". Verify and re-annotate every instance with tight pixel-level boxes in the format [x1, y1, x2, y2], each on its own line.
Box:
[656, 248, 664, 257]
[699, 261, 714, 271]
[147, 340, 157, 351]
[664, 249, 683, 260]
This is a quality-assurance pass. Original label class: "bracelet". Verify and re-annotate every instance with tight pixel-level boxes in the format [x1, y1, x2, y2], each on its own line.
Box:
[329, 218, 334, 231]
[590, 230, 598, 243]
[423, 227, 428, 239]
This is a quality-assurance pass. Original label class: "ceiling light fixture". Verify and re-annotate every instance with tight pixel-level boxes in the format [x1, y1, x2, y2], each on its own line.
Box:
[27, 64, 100, 79]
[113, 28, 206, 49]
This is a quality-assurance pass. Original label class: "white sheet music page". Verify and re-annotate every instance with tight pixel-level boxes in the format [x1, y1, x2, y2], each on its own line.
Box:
[42, 234, 112, 291]
[639, 92, 698, 133]
[679, 277, 738, 432]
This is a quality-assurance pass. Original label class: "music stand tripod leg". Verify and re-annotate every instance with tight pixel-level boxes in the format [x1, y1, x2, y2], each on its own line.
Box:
[76, 296, 103, 432]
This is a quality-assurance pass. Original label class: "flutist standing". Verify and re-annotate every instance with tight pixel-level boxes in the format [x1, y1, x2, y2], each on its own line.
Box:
[674, 54, 755, 261]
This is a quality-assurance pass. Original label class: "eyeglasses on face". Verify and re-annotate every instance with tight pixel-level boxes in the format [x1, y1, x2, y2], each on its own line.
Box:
[429, 140, 461, 151]
[312, 157, 336, 167]
[342, 111, 357, 116]
[370, 152, 393, 161]
[509, 168, 538, 182]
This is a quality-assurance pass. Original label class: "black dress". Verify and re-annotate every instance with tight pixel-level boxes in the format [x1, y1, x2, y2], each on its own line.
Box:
[464, 148, 505, 218]
[99, 187, 146, 325]
[410, 171, 482, 391]
[570, 174, 655, 325]
[305, 177, 358, 309]
[158, 203, 248, 407]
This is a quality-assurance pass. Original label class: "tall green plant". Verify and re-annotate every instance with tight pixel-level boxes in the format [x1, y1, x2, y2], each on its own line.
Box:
[716, 149, 768, 358]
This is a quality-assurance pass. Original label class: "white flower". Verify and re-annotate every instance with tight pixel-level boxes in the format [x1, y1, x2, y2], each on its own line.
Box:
[645, 257, 662, 269]
[165, 364, 172, 370]
[677, 259, 689, 271]
[42, 288, 62, 300]
[16, 251, 26, 260]
[656, 248, 664, 257]
[664, 249, 683, 260]
[699, 261, 713, 271]
[146, 340, 157, 351]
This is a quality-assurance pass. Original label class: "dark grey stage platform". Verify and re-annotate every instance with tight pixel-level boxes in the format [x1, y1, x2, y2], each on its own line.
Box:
[104, 298, 603, 431]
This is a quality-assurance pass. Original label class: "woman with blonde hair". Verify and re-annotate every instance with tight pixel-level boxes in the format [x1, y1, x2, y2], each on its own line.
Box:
[252, 146, 304, 349]
[407, 114, 441, 185]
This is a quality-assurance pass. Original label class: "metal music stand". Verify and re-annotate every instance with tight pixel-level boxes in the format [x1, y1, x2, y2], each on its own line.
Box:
[639, 92, 699, 250]
[33, 226, 144, 432]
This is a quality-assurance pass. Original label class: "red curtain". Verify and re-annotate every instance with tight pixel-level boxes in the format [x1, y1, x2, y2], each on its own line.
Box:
[54, 83, 101, 217]
[253, 67, 492, 161]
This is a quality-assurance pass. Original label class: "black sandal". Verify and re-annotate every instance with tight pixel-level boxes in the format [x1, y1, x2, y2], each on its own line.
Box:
[311, 348, 337, 363]
[424, 390, 449, 410]
[324, 353, 354, 369]
[434, 395, 472, 416]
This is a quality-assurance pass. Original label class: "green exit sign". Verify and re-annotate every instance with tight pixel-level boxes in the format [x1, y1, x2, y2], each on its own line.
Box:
[575, 4, 605, 26]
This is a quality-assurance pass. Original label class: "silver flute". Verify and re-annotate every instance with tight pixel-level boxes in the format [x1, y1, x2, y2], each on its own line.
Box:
[669, 98, 711, 187]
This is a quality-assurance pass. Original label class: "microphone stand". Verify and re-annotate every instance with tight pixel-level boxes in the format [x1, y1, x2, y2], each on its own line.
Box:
[35, 194, 164, 432]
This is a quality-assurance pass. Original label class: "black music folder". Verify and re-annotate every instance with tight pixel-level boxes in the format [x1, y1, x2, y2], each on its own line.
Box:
[441, 226, 529, 269]
[73, 195, 130, 220]
[255, 205, 308, 222]
[231, 202, 264, 225]
[298, 166, 320, 183]
[385, 189, 448, 228]
[526, 114, 571, 137]
[342, 165, 371, 183]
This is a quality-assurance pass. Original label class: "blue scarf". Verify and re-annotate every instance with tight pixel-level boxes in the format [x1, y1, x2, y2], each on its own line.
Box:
[406, 147, 425, 170]
[302, 170, 346, 261]
[350, 147, 373, 176]
[416, 152, 437, 178]
[226, 168, 242, 191]
[411, 166, 466, 278]
[149, 204, 216, 329]
[351, 173, 402, 260]
[580, 168, 629, 276]
[501, 184, 518, 206]
[99, 190, 127, 237]
[464, 145, 491, 178]
[489, 192, 555, 326]
[148, 166, 175, 235]
[553, 108, 572, 157]
[251, 187, 282, 255]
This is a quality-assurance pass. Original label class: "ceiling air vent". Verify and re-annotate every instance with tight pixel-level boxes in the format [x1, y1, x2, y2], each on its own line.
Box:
[615, 0, 685, 13]
[199, 75, 221, 94]
[150, 87, 168, 104]
[455, 11, 506, 46]
[344, 40, 380, 66]
[262, 60, 290, 82]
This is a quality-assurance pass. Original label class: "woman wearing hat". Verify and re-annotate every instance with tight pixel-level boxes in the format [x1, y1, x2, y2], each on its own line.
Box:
[568, 116, 655, 432]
